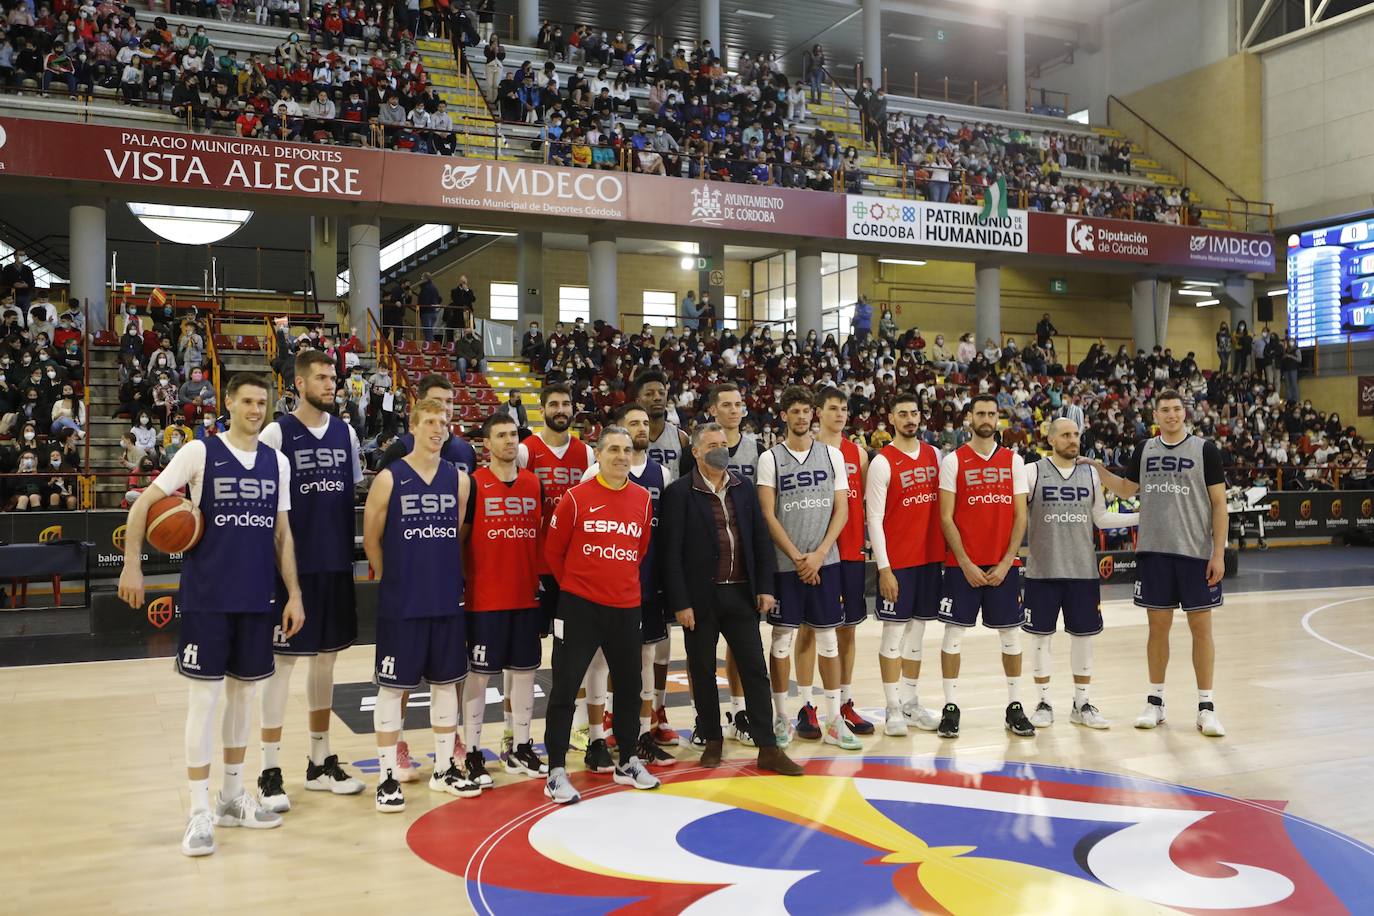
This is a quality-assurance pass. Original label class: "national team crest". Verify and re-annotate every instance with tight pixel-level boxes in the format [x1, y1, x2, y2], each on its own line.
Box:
[1098, 555, 1114, 579]
[38, 524, 62, 543]
[408, 756, 1374, 914]
[146, 596, 175, 629]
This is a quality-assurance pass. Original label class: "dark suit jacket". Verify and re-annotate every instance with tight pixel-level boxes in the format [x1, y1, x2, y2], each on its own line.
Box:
[660, 468, 776, 615]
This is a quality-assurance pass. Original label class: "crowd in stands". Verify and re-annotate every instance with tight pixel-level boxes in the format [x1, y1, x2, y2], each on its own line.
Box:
[515, 305, 1369, 494]
[0, 250, 86, 509]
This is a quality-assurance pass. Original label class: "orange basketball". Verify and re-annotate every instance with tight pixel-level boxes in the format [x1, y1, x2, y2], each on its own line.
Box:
[145, 496, 204, 554]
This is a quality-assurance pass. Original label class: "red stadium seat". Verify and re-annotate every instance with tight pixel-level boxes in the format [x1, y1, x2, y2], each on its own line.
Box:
[431, 356, 454, 372]
[476, 388, 499, 406]
[467, 372, 488, 388]
[421, 341, 442, 354]
[212, 334, 234, 351]
[395, 339, 419, 354]
[93, 329, 119, 347]
[455, 388, 475, 405]
[237, 335, 261, 351]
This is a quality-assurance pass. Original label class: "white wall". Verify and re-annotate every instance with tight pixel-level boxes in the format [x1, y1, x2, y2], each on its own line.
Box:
[1260, 12, 1374, 225]
[1030, 0, 1234, 123]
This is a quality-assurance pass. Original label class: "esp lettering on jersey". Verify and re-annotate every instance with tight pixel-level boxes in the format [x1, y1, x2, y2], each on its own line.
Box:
[466, 468, 541, 611]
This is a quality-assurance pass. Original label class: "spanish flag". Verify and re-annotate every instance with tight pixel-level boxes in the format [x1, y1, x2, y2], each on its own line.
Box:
[149, 286, 167, 307]
[122, 282, 135, 296]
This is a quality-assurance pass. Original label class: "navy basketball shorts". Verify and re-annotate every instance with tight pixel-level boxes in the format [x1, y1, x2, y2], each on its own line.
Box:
[374, 614, 468, 690]
[1022, 578, 1103, 636]
[938, 565, 1024, 629]
[467, 608, 542, 675]
[1133, 552, 1223, 612]
[176, 611, 275, 681]
[875, 563, 945, 623]
[538, 574, 561, 637]
[768, 565, 844, 630]
[641, 597, 669, 644]
[839, 559, 868, 625]
[273, 570, 357, 656]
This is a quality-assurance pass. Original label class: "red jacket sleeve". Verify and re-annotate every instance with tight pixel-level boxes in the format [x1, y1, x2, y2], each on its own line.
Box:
[543, 488, 575, 584]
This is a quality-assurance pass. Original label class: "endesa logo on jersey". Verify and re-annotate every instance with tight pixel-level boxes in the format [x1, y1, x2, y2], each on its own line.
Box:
[483, 496, 539, 540]
[400, 493, 458, 540]
[409, 755, 1374, 915]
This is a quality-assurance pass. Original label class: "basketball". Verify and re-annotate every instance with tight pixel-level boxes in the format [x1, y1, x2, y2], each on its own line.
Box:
[145, 496, 204, 554]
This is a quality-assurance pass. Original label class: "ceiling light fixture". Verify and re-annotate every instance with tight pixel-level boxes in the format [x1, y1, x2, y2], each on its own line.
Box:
[1181, 279, 1221, 287]
[734, 8, 774, 18]
[878, 258, 927, 266]
[458, 228, 518, 237]
[1176, 289, 1213, 297]
[886, 33, 925, 41]
[127, 202, 252, 245]
[1267, 288, 1289, 296]
[680, 256, 695, 270]
[1194, 298, 1220, 307]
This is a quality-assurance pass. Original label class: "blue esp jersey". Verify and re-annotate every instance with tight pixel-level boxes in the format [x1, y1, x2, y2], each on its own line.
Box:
[379, 459, 464, 619]
[182, 436, 279, 615]
[276, 413, 354, 573]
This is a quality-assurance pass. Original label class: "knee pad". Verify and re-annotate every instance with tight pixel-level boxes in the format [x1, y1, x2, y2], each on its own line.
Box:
[306, 651, 337, 712]
[1070, 635, 1094, 678]
[653, 639, 670, 665]
[1031, 633, 1053, 679]
[374, 685, 404, 734]
[770, 627, 795, 660]
[813, 627, 839, 658]
[221, 677, 255, 749]
[586, 650, 609, 707]
[259, 654, 295, 729]
[879, 621, 907, 659]
[941, 627, 963, 656]
[999, 629, 1023, 657]
[903, 620, 927, 663]
[429, 682, 458, 729]
[184, 679, 223, 769]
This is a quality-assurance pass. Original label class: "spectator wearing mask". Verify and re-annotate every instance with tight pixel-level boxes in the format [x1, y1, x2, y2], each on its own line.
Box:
[454, 327, 486, 381]
[520, 321, 543, 364]
[6, 449, 46, 510]
[447, 275, 476, 339]
[177, 367, 216, 422]
[851, 294, 873, 343]
[150, 371, 179, 426]
[498, 389, 528, 427]
[123, 455, 160, 509]
[49, 382, 85, 440]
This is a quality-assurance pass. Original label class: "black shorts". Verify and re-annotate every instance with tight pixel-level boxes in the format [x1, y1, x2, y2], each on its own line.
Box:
[176, 611, 275, 682]
[875, 563, 944, 623]
[467, 608, 542, 674]
[938, 565, 1023, 629]
[641, 598, 668, 644]
[538, 574, 560, 637]
[768, 566, 844, 630]
[1022, 578, 1103, 636]
[273, 570, 357, 655]
[374, 614, 468, 690]
[1133, 552, 1223, 612]
[839, 559, 868, 625]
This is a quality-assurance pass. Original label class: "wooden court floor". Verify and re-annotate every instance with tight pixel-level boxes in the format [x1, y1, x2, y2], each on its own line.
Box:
[4, 585, 1374, 915]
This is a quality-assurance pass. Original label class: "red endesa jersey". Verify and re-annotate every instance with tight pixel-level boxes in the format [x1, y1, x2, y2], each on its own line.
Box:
[544, 476, 653, 609]
[523, 433, 593, 575]
[836, 437, 865, 562]
[880, 442, 945, 568]
[465, 468, 542, 612]
[947, 443, 1018, 568]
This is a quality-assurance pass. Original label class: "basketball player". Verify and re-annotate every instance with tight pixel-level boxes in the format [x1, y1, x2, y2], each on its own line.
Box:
[632, 370, 689, 746]
[584, 404, 677, 767]
[378, 373, 477, 473]
[255, 350, 365, 812]
[937, 394, 1035, 739]
[866, 392, 944, 735]
[1086, 389, 1228, 737]
[517, 384, 594, 753]
[757, 386, 862, 751]
[709, 383, 764, 746]
[363, 398, 476, 812]
[1023, 418, 1138, 729]
[460, 412, 547, 787]
[377, 372, 475, 778]
[542, 426, 660, 804]
[119, 372, 301, 857]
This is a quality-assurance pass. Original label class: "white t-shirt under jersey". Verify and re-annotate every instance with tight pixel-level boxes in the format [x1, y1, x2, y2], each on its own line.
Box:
[260, 416, 365, 485]
[155, 438, 292, 511]
[755, 442, 849, 492]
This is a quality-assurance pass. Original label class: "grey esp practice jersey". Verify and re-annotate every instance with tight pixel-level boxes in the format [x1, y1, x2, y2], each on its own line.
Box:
[1025, 458, 1098, 580]
[647, 421, 684, 482]
[728, 434, 761, 483]
[767, 443, 839, 572]
[1132, 435, 1218, 560]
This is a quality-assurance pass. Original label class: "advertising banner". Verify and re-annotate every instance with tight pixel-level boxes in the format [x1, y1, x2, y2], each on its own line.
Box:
[1260, 490, 1374, 536]
[384, 155, 629, 220]
[1031, 212, 1276, 273]
[1359, 376, 1374, 418]
[627, 175, 845, 236]
[846, 196, 1029, 252]
[0, 116, 384, 201]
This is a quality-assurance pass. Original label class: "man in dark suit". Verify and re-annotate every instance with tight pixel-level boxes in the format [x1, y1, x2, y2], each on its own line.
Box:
[660, 422, 802, 774]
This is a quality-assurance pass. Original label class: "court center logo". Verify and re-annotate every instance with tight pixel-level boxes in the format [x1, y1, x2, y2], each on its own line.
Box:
[38, 524, 63, 543]
[409, 756, 1374, 914]
[146, 596, 175, 629]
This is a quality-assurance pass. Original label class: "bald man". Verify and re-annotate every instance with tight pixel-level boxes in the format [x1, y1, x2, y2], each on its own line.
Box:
[1021, 418, 1138, 729]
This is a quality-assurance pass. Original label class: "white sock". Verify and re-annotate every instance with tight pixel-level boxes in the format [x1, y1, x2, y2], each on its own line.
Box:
[882, 681, 900, 707]
[810, 684, 825, 702]
[730, 695, 745, 716]
[464, 673, 490, 750]
[840, 684, 852, 706]
[503, 709, 513, 735]
[1037, 682, 1052, 704]
[261, 740, 280, 770]
[1007, 678, 1021, 703]
[1073, 684, 1089, 706]
[189, 777, 211, 814]
[639, 715, 651, 736]
[435, 731, 455, 768]
[943, 679, 958, 704]
[309, 731, 329, 765]
[589, 717, 605, 741]
[655, 689, 667, 711]
[573, 696, 589, 729]
[772, 691, 788, 719]
[1150, 682, 1166, 702]
[900, 676, 919, 706]
[510, 670, 536, 745]
[222, 761, 243, 799]
[378, 744, 398, 779]
[823, 688, 840, 723]
[1198, 689, 1214, 707]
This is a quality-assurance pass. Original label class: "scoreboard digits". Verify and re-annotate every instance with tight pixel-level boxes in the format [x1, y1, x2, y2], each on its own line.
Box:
[1288, 215, 1374, 346]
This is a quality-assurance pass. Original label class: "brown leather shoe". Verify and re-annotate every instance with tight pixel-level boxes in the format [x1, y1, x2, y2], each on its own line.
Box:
[700, 739, 724, 768]
[756, 746, 803, 776]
